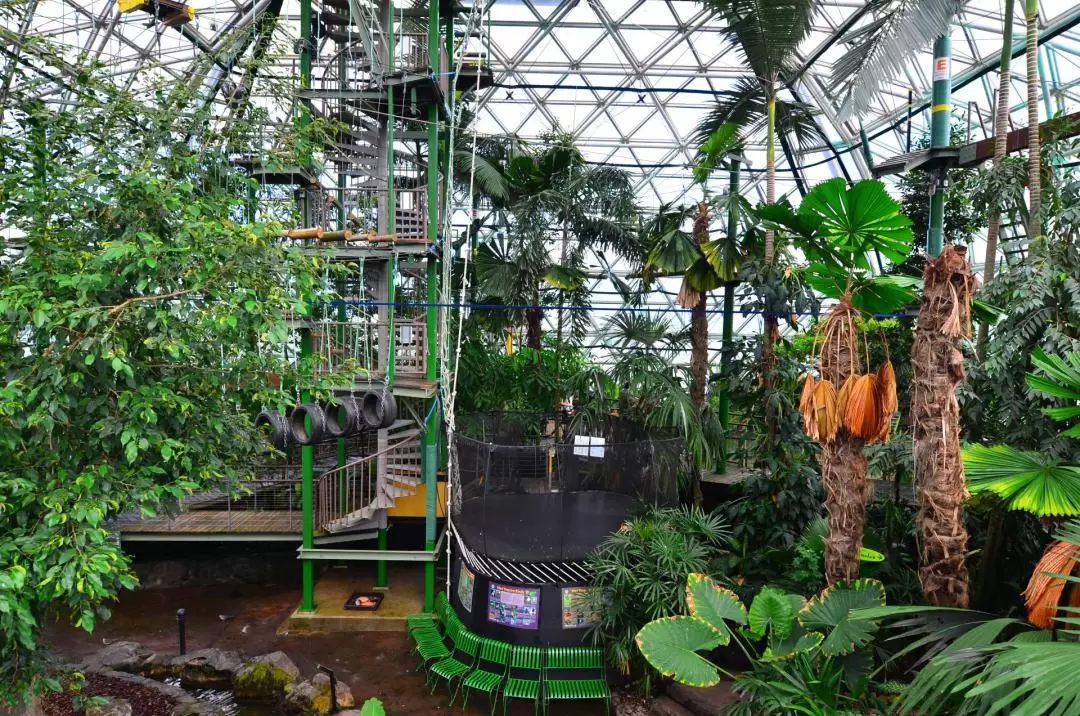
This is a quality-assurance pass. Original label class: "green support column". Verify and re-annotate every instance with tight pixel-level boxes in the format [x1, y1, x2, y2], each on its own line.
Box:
[300, 331, 316, 612]
[1036, 45, 1054, 118]
[718, 158, 740, 474]
[423, 0, 442, 612]
[927, 35, 952, 258]
[298, 0, 316, 614]
[375, 0, 398, 591]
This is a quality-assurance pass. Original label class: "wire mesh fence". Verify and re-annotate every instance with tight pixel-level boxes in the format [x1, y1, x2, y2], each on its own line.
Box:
[451, 412, 684, 561]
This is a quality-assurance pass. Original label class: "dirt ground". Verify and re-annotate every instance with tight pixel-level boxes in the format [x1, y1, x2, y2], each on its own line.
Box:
[41, 582, 614, 715]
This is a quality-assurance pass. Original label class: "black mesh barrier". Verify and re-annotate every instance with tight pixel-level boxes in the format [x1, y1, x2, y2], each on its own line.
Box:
[452, 412, 683, 561]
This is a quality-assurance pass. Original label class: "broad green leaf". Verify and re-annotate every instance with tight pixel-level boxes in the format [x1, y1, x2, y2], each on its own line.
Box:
[748, 586, 795, 641]
[646, 228, 699, 274]
[542, 265, 587, 290]
[762, 628, 824, 663]
[359, 698, 386, 716]
[799, 178, 913, 266]
[635, 616, 723, 688]
[686, 573, 746, 642]
[964, 444, 1080, 517]
[798, 579, 885, 656]
[858, 547, 885, 562]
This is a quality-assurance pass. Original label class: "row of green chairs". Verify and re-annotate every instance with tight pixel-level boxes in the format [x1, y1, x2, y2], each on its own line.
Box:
[407, 594, 610, 715]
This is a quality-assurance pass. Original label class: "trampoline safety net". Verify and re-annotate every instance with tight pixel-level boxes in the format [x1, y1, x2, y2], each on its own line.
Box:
[452, 412, 683, 562]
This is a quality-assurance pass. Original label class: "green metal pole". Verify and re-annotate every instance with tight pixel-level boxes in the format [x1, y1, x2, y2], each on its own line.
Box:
[927, 35, 952, 258]
[1036, 44, 1054, 118]
[300, 331, 316, 612]
[421, 0, 442, 613]
[298, 0, 316, 614]
[718, 158, 740, 474]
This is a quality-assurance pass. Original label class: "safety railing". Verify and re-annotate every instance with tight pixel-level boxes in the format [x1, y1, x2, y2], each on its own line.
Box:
[315, 451, 379, 533]
[314, 434, 421, 532]
[308, 320, 427, 378]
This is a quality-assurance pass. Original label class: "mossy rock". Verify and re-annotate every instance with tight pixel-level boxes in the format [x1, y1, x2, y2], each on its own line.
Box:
[233, 652, 300, 703]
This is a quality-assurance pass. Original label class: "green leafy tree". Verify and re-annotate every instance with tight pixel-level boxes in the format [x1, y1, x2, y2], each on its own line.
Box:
[699, 0, 823, 442]
[0, 69, 332, 700]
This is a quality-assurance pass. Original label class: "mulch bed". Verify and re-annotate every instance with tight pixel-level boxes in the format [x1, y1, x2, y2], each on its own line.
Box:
[41, 673, 176, 716]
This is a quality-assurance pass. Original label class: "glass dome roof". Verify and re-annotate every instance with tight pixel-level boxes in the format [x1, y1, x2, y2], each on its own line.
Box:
[5, 0, 1078, 343]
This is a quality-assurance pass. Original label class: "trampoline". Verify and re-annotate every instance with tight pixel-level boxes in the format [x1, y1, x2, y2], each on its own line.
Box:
[448, 412, 684, 646]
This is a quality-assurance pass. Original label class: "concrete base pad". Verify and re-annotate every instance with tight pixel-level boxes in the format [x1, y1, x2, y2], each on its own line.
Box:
[280, 564, 426, 634]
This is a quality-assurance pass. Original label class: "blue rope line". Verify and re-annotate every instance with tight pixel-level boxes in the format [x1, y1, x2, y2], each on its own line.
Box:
[319, 299, 912, 320]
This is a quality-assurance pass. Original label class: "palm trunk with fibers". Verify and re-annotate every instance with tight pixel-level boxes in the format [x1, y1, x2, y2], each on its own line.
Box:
[689, 202, 710, 410]
[763, 91, 779, 447]
[976, 0, 1015, 358]
[819, 302, 870, 584]
[1026, 0, 1041, 240]
[526, 287, 542, 351]
[912, 244, 974, 607]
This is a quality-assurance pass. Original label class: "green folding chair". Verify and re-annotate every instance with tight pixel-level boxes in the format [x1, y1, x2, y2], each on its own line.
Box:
[460, 638, 512, 714]
[413, 610, 460, 671]
[407, 591, 449, 635]
[502, 645, 544, 716]
[543, 646, 610, 716]
[429, 629, 481, 703]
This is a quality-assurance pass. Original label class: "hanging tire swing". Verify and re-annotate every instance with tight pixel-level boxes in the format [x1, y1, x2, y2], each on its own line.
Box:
[361, 388, 397, 429]
[289, 403, 327, 445]
[254, 410, 289, 450]
[321, 395, 361, 439]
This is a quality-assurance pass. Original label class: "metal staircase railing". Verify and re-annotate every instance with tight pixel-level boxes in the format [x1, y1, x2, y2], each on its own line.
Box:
[315, 431, 421, 533]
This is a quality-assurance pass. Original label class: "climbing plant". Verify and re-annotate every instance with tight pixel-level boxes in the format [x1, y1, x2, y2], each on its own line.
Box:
[0, 63, 334, 700]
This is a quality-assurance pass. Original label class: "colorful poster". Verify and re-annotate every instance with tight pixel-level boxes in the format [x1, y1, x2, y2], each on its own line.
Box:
[457, 564, 475, 612]
[561, 587, 601, 629]
[487, 583, 540, 629]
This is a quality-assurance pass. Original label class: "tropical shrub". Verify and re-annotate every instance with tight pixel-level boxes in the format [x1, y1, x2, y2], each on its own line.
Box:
[584, 506, 731, 690]
[860, 519, 1080, 715]
[635, 574, 890, 713]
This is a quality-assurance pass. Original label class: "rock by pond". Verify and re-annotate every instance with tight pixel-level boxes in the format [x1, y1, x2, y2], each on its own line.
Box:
[170, 649, 244, 690]
[231, 651, 300, 703]
[283, 673, 355, 715]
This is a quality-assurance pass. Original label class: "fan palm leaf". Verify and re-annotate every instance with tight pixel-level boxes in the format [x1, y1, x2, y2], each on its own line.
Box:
[964, 444, 1080, 517]
[706, 0, 817, 81]
[694, 77, 825, 153]
[830, 0, 965, 120]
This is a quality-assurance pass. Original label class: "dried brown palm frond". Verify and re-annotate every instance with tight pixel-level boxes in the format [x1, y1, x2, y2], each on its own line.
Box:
[836, 373, 860, 420]
[802, 378, 840, 444]
[844, 374, 883, 440]
[1023, 539, 1079, 629]
[799, 373, 816, 415]
[875, 360, 898, 443]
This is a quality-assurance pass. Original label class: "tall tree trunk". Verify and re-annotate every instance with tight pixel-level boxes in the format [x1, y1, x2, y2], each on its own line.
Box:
[1026, 0, 1042, 240]
[763, 90, 779, 448]
[912, 244, 973, 607]
[976, 0, 1015, 358]
[820, 304, 870, 584]
[689, 202, 710, 410]
[526, 287, 542, 351]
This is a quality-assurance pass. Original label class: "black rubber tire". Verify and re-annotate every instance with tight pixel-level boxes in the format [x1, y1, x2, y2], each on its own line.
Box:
[361, 389, 397, 429]
[289, 403, 327, 445]
[321, 396, 361, 438]
[254, 410, 289, 450]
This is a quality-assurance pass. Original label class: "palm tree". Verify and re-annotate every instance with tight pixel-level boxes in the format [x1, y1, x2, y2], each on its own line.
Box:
[700, 0, 821, 445]
[976, 0, 1016, 358]
[773, 178, 916, 583]
[475, 131, 638, 352]
[641, 126, 749, 414]
[1025, 0, 1042, 240]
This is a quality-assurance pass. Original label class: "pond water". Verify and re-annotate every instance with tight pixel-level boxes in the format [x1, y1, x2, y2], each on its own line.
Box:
[161, 678, 272, 716]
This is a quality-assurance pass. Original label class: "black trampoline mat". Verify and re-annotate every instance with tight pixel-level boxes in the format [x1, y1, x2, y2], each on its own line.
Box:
[456, 490, 636, 561]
